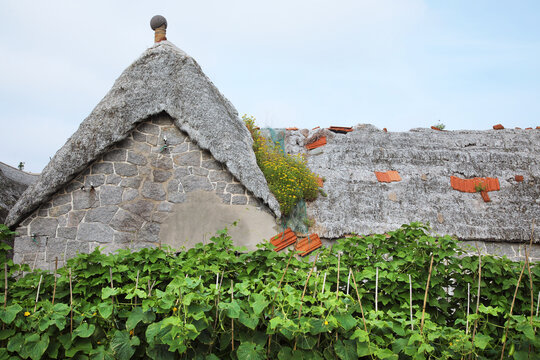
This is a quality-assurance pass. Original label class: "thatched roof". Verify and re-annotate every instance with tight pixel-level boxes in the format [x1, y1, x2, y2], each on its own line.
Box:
[286, 125, 540, 242]
[0, 162, 38, 223]
[6, 41, 280, 227]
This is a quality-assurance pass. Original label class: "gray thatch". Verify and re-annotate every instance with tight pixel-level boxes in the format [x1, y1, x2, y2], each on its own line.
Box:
[6, 41, 280, 227]
[0, 162, 38, 223]
[286, 125, 540, 242]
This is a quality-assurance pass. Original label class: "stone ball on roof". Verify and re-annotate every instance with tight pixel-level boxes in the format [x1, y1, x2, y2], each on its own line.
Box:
[150, 15, 167, 30]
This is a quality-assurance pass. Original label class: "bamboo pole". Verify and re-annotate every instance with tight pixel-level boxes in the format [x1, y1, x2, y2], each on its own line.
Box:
[294, 253, 319, 351]
[525, 247, 533, 326]
[375, 267, 379, 313]
[500, 259, 527, 360]
[33, 274, 43, 313]
[213, 271, 224, 331]
[351, 271, 368, 333]
[231, 280, 234, 351]
[346, 269, 351, 310]
[471, 245, 482, 347]
[3, 263, 7, 309]
[466, 283, 470, 335]
[420, 254, 434, 335]
[134, 270, 140, 306]
[52, 257, 58, 305]
[409, 274, 413, 331]
[69, 268, 73, 335]
[336, 252, 341, 300]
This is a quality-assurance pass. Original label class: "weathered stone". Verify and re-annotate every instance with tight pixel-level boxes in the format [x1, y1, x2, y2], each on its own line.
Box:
[91, 162, 114, 175]
[232, 195, 248, 205]
[215, 182, 227, 194]
[202, 159, 222, 170]
[139, 222, 160, 242]
[106, 174, 122, 185]
[120, 177, 142, 189]
[85, 174, 106, 188]
[173, 151, 201, 167]
[29, 217, 58, 237]
[167, 192, 186, 204]
[65, 181, 84, 193]
[14, 236, 46, 253]
[189, 142, 201, 151]
[57, 227, 77, 240]
[114, 163, 138, 177]
[226, 184, 245, 195]
[103, 149, 127, 162]
[85, 206, 118, 223]
[171, 143, 189, 154]
[174, 167, 190, 178]
[218, 193, 231, 205]
[67, 211, 86, 227]
[137, 122, 160, 135]
[141, 181, 166, 200]
[49, 204, 72, 217]
[181, 175, 213, 192]
[109, 209, 144, 232]
[121, 200, 154, 220]
[157, 202, 173, 212]
[73, 190, 99, 210]
[57, 215, 67, 227]
[209, 170, 232, 182]
[52, 193, 72, 206]
[37, 208, 49, 217]
[191, 167, 209, 177]
[151, 115, 172, 125]
[114, 231, 136, 244]
[153, 169, 172, 182]
[127, 151, 147, 166]
[78, 222, 114, 243]
[122, 188, 139, 202]
[201, 150, 213, 160]
[162, 127, 187, 145]
[132, 131, 146, 142]
[152, 212, 170, 224]
[154, 157, 173, 170]
[99, 186, 123, 205]
[115, 138, 134, 150]
[147, 135, 158, 146]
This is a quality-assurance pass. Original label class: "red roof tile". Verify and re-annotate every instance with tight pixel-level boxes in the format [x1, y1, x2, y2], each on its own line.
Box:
[286, 127, 299, 131]
[450, 176, 500, 193]
[515, 175, 524, 182]
[316, 176, 324, 187]
[431, 126, 442, 131]
[306, 136, 327, 150]
[375, 171, 401, 183]
[295, 234, 322, 257]
[493, 124, 504, 130]
[270, 228, 297, 252]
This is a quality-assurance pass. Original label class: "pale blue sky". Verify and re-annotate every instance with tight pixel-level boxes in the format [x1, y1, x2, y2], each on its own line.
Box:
[1, 1, 539, 172]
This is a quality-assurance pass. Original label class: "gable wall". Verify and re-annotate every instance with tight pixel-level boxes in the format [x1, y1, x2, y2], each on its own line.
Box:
[12, 114, 276, 270]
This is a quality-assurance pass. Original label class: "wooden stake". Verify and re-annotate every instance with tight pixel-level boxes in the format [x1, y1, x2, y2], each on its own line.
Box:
[409, 274, 413, 331]
[134, 270, 140, 306]
[69, 268, 73, 335]
[466, 283, 470, 335]
[33, 274, 43, 313]
[3, 263, 7, 309]
[52, 257, 58, 305]
[500, 259, 526, 360]
[231, 280, 234, 351]
[294, 253, 319, 351]
[471, 245, 482, 346]
[346, 269, 351, 310]
[351, 270, 368, 333]
[336, 252, 341, 300]
[109, 267, 115, 305]
[420, 254, 434, 335]
[375, 267, 379, 313]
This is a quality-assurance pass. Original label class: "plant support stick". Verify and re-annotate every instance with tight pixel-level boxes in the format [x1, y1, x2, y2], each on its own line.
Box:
[230, 280, 234, 351]
[52, 257, 58, 305]
[375, 267, 379, 313]
[34, 274, 43, 313]
[466, 283, 470, 335]
[409, 274, 413, 331]
[420, 254, 434, 335]
[69, 268, 73, 335]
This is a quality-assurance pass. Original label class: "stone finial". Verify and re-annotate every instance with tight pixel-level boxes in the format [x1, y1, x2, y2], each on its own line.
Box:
[150, 15, 167, 43]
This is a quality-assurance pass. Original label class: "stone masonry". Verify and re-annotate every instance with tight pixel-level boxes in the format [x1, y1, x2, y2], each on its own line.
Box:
[13, 114, 265, 271]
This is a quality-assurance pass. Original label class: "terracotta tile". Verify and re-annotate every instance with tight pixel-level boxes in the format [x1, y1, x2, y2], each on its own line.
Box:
[537, 126, 540, 129]
[383, 128, 388, 132]
[305, 136, 327, 150]
[295, 234, 322, 257]
[515, 127, 522, 129]
[431, 126, 442, 131]
[312, 126, 320, 130]
[515, 175, 524, 182]
[450, 176, 499, 193]
[493, 124, 504, 130]
[316, 177, 324, 187]
[480, 191, 490, 202]
[375, 171, 401, 183]
[525, 127, 533, 130]
[286, 127, 299, 131]
[387, 171, 401, 182]
[328, 126, 353, 134]
[270, 228, 297, 252]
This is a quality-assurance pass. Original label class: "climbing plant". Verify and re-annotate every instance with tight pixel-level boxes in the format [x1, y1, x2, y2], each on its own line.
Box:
[0, 223, 538, 359]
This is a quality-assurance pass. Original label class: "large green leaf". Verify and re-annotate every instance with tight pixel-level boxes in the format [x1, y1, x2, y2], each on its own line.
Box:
[0, 304, 22, 324]
[473, 333, 491, 350]
[236, 341, 264, 360]
[73, 322, 96, 339]
[110, 330, 139, 360]
[334, 339, 357, 360]
[250, 294, 269, 316]
[334, 314, 357, 332]
[98, 302, 113, 319]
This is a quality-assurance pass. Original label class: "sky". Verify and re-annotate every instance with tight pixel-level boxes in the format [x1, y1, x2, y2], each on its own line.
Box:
[0, 0, 539, 173]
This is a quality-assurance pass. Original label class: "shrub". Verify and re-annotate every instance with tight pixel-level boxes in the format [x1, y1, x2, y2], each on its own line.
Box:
[243, 115, 319, 216]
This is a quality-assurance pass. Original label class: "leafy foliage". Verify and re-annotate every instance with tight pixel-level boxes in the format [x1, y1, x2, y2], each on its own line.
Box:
[243, 115, 319, 216]
[0, 223, 538, 359]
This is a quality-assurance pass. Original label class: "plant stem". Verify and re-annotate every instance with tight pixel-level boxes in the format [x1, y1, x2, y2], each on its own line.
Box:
[466, 283, 470, 335]
[231, 279, 234, 351]
[375, 267, 379, 313]
[351, 270, 368, 333]
[471, 244, 482, 349]
[420, 254, 434, 335]
[3, 263, 7, 309]
[409, 274, 413, 331]
[33, 274, 43, 313]
[134, 270, 140, 306]
[294, 253, 319, 350]
[69, 268, 73, 335]
[500, 258, 526, 360]
[52, 257, 58, 305]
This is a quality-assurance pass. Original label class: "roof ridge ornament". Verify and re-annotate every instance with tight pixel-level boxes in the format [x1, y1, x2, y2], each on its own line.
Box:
[150, 15, 167, 43]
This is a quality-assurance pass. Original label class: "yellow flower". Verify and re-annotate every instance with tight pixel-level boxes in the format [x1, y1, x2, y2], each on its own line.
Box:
[173, 307, 178, 312]
[324, 320, 328, 325]
[129, 330, 134, 336]
[24, 311, 31, 317]
[93, 312, 97, 316]
[97, 341, 101, 345]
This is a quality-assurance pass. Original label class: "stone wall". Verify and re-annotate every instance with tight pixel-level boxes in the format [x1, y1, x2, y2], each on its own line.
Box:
[12, 114, 275, 270]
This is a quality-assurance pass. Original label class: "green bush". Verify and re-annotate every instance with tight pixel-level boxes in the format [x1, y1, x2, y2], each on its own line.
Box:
[243, 115, 319, 216]
[0, 223, 538, 359]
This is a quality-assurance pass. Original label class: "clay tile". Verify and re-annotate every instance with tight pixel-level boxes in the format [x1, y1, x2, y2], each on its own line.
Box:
[431, 126, 442, 131]
[305, 136, 327, 150]
[312, 126, 320, 130]
[536, 126, 540, 129]
[383, 128, 388, 132]
[525, 127, 533, 130]
[286, 127, 299, 131]
[480, 191, 490, 202]
[515, 175, 524, 182]
[493, 124, 504, 130]
[316, 177, 324, 187]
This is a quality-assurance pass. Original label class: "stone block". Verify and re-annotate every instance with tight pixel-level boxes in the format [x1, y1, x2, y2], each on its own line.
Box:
[215, 182, 227, 194]
[57, 215, 67, 227]
[68, 211, 86, 227]
[103, 149, 127, 162]
[57, 227, 77, 240]
[29, 217, 58, 237]
[78, 223, 114, 243]
[139, 222, 160, 243]
[226, 184, 245, 195]
[110, 209, 144, 232]
[37, 208, 49, 217]
[189, 142, 201, 151]
[181, 175, 213, 192]
[85, 174, 106, 188]
[137, 122, 160, 135]
[153, 169, 172, 182]
[14, 236, 46, 253]
[147, 135, 158, 146]
[99, 186, 123, 205]
[132, 131, 147, 142]
[202, 159, 222, 170]
[120, 177, 142, 189]
[85, 206, 119, 223]
[141, 181, 166, 200]
[173, 151, 201, 167]
[152, 212, 170, 224]
[106, 174, 122, 185]
[174, 167, 190, 178]
[122, 188, 139, 202]
[65, 181, 83, 193]
[115, 138, 134, 149]
[121, 200, 154, 221]
[191, 167, 209, 177]
[127, 151, 148, 166]
[73, 190, 99, 210]
[154, 157, 173, 170]
[201, 150, 213, 160]
[91, 162, 114, 175]
[171, 143, 189, 154]
[49, 204, 72, 217]
[209, 170, 232, 182]
[114, 231, 137, 244]
[161, 127, 187, 145]
[52, 193, 72, 206]
[219, 193, 231, 205]
[232, 195, 248, 205]
[114, 163, 138, 177]
[157, 202, 174, 212]
[167, 192, 186, 204]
